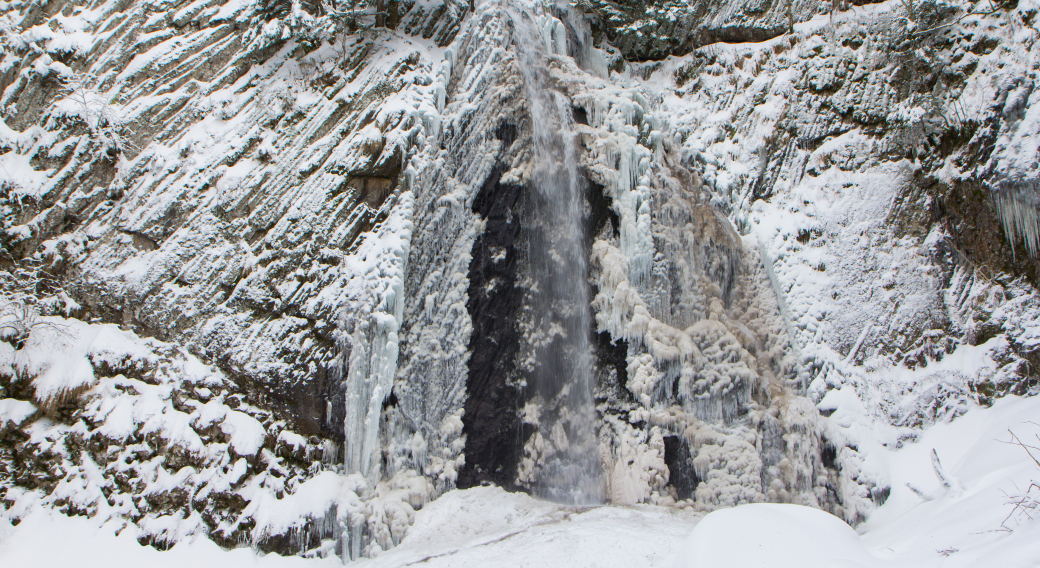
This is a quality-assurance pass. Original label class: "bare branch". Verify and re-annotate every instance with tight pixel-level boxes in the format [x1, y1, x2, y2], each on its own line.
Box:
[1001, 430, 1040, 469]
[0, 258, 77, 351]
[1000, 428, 1040, 531]
[930, 449, 955, 491]
[907, 482, 934, 500]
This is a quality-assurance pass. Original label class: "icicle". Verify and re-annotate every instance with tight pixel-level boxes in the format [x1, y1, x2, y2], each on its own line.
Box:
[552, 20, 567, 56]
[434, 82, 446, 115]
[443, 47, 455, 77]
[994, 182, 1040, 258]
[342, 195, 414, 482]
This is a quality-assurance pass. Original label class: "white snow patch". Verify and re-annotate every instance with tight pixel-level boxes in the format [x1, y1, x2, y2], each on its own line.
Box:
[673, 503, 885, 568]
[0, 398, 37, 428]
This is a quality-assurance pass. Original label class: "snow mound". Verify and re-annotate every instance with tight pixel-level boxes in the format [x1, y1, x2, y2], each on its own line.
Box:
[673, 503, 883, 568]
[395, 486, 559, 553]
[0, 398, 36, 428]
[356, 486, 700, 567]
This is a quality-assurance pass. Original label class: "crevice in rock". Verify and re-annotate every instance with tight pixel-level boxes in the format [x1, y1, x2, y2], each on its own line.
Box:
[593, 330, 631, 403]
[586, 178, 620, 246]
[663, 434, 699, 500]
[496, 122, 518, 146]
[821, 443, 838, 470]
[572, 105, 589, 126]
[457, 162, 527, 490]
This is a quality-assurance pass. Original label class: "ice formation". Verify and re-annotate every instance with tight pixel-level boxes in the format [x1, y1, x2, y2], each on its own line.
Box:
[994, 184, 1040, 259]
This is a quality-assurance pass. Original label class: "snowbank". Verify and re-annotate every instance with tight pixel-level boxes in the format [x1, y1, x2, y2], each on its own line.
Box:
[0, 509, 335, 568]
[4, 402, 1040, 568]
[672, 503, 883, 568]
[859, 395, 1040, 568]
[0, 486, 701, 568]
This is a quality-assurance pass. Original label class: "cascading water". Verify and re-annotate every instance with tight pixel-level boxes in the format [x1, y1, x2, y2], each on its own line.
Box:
[509, 4, 604, 505]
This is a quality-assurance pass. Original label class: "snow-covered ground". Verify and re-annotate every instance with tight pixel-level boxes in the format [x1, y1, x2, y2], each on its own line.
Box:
[859, 395, 1040, 567]
[2, 396, 1037, 567]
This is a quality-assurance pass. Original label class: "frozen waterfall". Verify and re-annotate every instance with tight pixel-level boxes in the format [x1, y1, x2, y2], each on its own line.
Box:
[510, 4, 604, 505]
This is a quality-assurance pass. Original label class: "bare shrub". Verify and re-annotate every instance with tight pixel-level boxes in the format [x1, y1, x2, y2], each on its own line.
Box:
[56, 72, 135, 163]
[1000, 426, 1040, 531]
[0, 259, 75, 352]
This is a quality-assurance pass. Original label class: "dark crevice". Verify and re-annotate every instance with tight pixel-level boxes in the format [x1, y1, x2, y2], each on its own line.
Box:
[382, 390, 399, 410]
[587, 173, 629, 405]
[821, 443, 838, 470]
[594, 330, 630, 402]
[495, 122, 517, 146]
[663, 435, 699, 500]
[572, 105, 588, 126]
[585, 178, 619, 246]
[457, 162, 527, 490]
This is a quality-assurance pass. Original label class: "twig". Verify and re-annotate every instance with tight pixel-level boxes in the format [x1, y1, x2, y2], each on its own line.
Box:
[931, 448, 955, 490]
[1000, 430, 1040, 469]
[998, 427, 1040, 531]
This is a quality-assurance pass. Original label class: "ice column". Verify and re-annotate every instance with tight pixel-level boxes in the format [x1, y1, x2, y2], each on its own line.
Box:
[341, 196, 414, 482]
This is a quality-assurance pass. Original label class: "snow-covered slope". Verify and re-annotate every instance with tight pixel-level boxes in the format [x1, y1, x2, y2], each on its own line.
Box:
[2, 396, 1039, 566]
[0, 316, 425, 554]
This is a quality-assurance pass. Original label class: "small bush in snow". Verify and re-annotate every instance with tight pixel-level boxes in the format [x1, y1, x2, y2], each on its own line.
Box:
[257, 141, 278, 163]
[0, 259, 74, 351]
[55, 72, 133, 164]
[1001, 428, 1040, 530]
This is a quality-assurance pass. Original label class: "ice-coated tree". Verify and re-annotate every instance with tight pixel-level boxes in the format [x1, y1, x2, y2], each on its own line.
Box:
[0, 260, 74, 351]
[56, 72, 132, 165]
[322, 0, 401, 31]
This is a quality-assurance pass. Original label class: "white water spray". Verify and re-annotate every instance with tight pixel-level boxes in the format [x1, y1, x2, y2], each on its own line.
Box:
[509, 4, 604, 505]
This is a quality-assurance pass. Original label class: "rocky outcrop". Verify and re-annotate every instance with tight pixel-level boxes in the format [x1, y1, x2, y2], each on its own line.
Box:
[0, 0, 474, 445]
[0, 321, 342, 554]
[577, 0, 834, 61]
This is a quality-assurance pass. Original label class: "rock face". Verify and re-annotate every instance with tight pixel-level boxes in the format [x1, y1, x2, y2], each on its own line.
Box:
[1, 0, 469, 447]
[3, 0, 1040, 560]
[579, 0, 829, 60]
[458, 162, 526, 490]
[0, 320, 347, 554]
